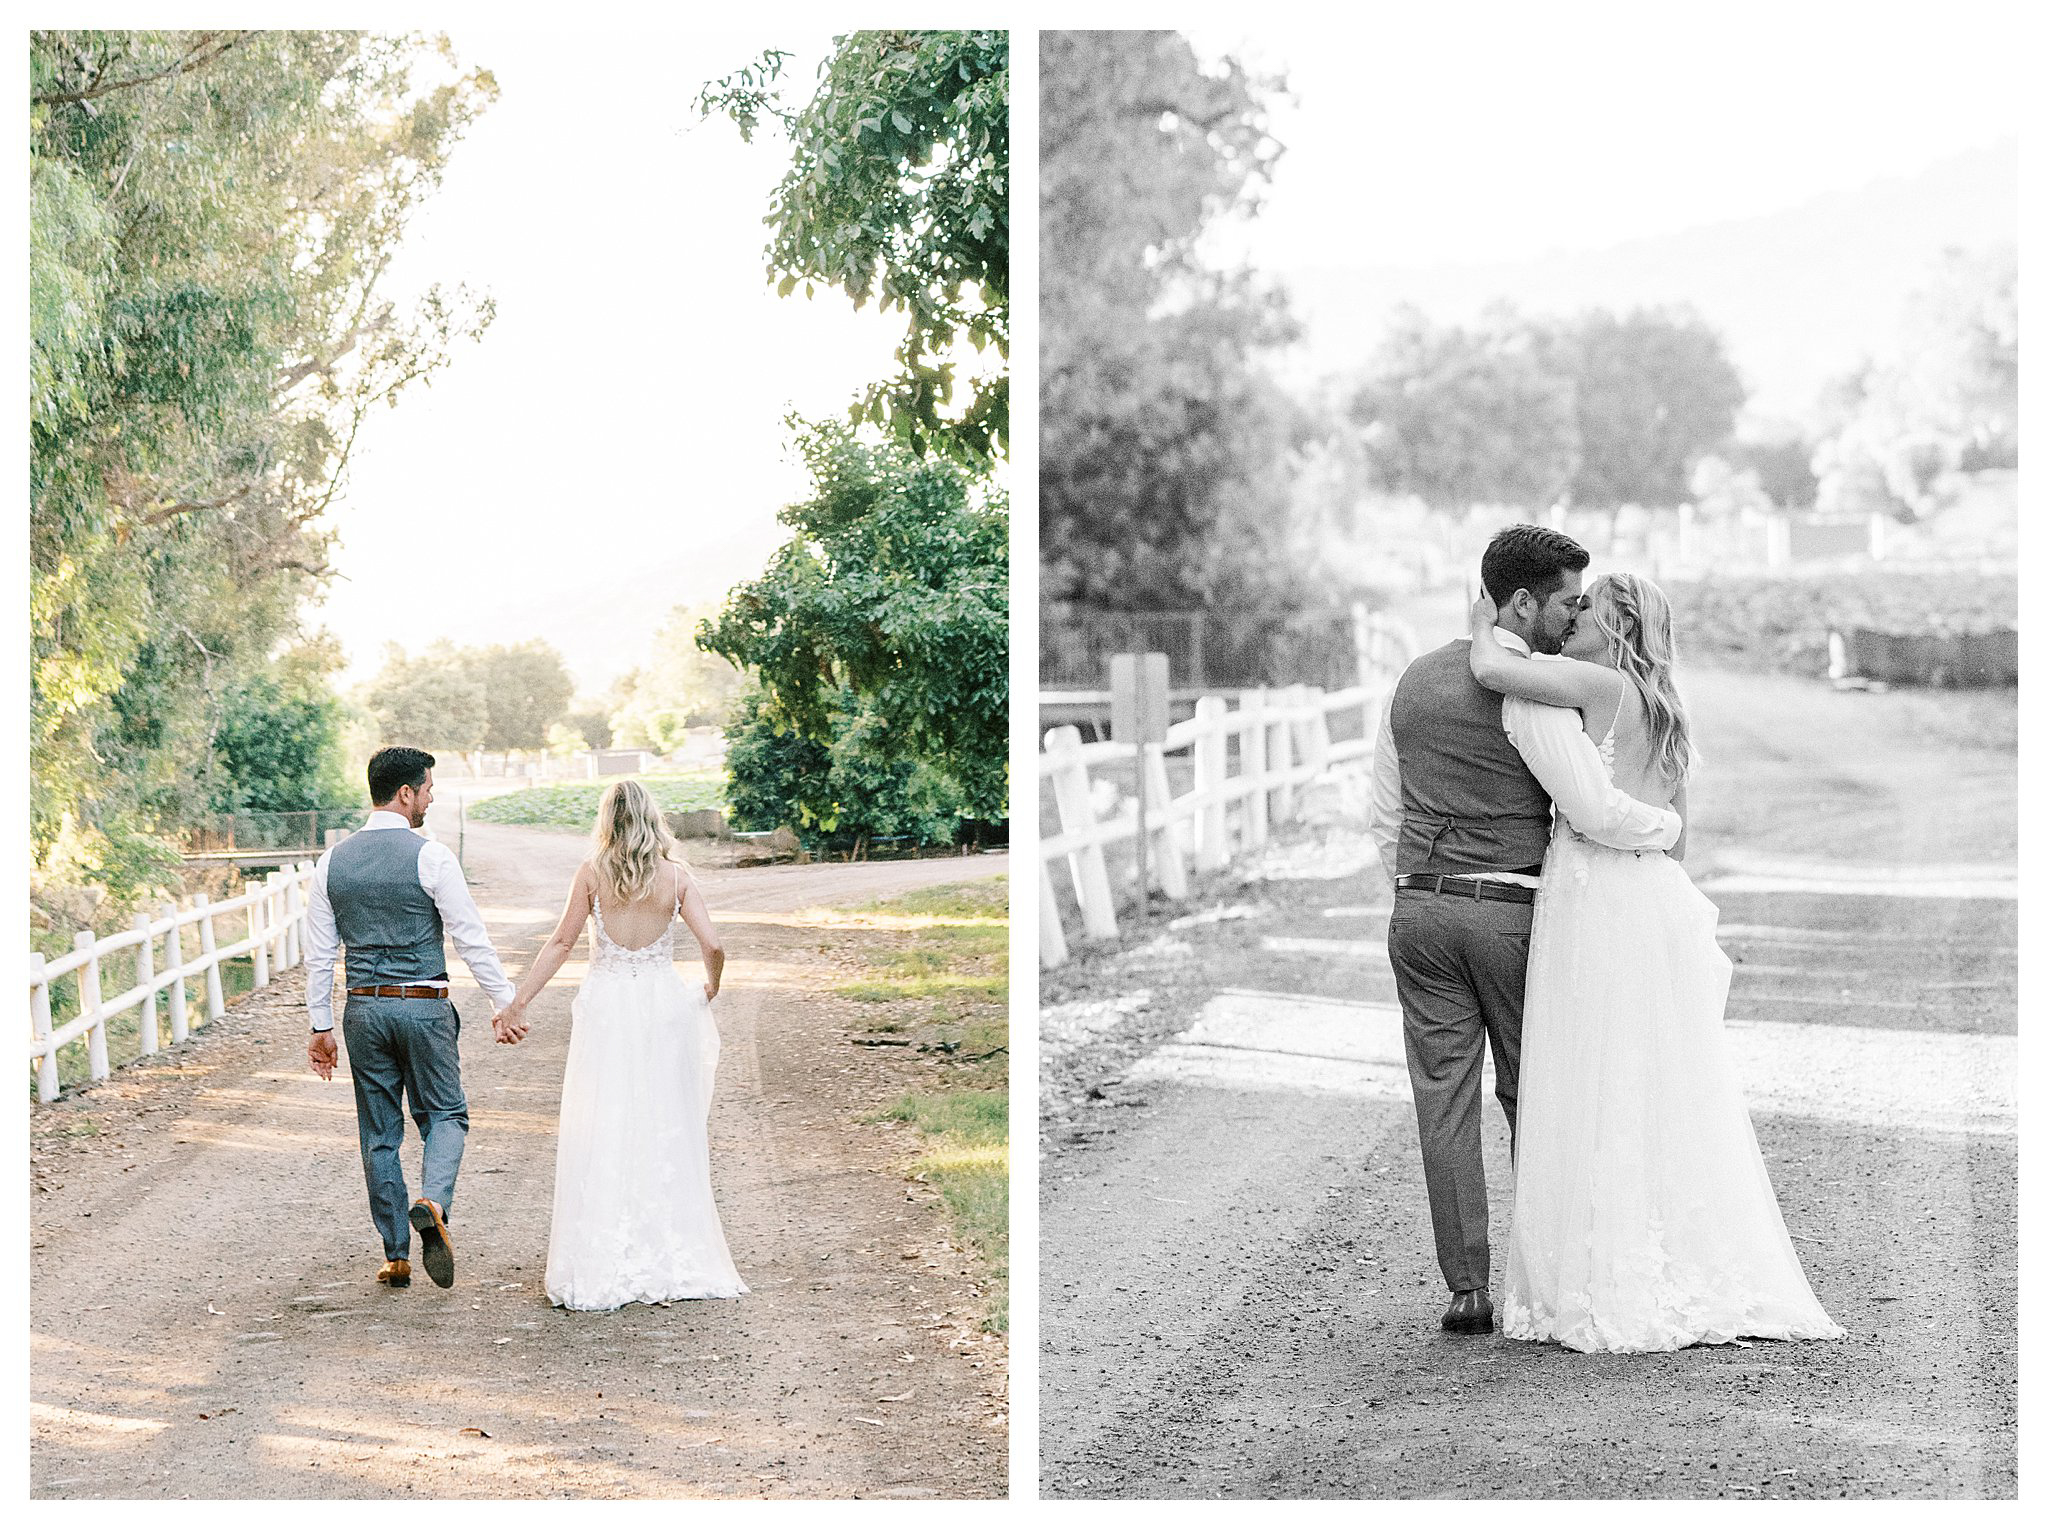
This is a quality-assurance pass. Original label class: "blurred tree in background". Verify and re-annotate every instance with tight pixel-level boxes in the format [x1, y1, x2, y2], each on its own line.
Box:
[359, 640, 574, 753]
[1040, 29, 1302, 614]
[29, 29, 495, 900]
[1350, 304, 1745, 517]
[1814, 244, 2017, 523]
[608, 602, 748, 752]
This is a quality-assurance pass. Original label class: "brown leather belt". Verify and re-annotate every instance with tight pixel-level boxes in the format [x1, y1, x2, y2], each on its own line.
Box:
[346, 985, 450, 999]
[1394, 874, 1537, 905]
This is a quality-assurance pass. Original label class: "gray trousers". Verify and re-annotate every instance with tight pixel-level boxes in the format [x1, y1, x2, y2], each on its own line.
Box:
[341, 995, 468, 1262]
[1386, 886, 1531, 1293]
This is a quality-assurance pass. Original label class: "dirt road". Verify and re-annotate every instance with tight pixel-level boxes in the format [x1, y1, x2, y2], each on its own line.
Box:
[30, 815, 1009, 1499]
[1038, 669, 2016, 1500]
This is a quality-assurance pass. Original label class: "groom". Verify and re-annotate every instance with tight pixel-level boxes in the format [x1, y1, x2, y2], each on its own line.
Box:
[1367, 524, 1681, 1334]
[304, 747, 520, 1290]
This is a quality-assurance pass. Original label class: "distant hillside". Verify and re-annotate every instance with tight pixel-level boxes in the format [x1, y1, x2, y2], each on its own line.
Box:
[1277, 139, 2015, 424]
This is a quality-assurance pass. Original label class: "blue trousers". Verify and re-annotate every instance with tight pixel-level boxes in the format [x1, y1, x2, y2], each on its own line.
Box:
[341, 996, 469, 1262]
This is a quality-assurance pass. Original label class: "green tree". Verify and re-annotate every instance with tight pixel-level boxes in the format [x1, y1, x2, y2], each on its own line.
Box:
[609, 602, 748, 750]
[699, 31, 1009, 464]
[360, 643, 489, 752]
[700, 421, 1007, 840]
[30, 29, 495, 862]
[468, 641, 576, 751]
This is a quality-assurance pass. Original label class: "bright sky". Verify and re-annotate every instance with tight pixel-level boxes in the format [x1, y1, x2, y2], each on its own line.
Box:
[1188, 1, 2022, 269]
[319, 28, 904, 697]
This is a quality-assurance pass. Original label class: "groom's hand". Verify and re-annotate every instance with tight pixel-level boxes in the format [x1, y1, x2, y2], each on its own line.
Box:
[308, 1029, 338, 1080]
[492, 1006, 529, 1045]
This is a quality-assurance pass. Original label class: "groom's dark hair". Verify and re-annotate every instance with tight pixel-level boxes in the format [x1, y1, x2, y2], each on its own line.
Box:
[367, 746, 436, 806]
[1481, 523, 1590, 606]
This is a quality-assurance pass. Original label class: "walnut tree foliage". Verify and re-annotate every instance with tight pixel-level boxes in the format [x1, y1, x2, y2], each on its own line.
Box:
[699, 422, 1008, 846]
[29, 29, 495, 875]
[698, 30, 1008, 465]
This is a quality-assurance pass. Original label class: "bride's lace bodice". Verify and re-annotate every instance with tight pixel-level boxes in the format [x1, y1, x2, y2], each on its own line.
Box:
[588, 888, 681, 978]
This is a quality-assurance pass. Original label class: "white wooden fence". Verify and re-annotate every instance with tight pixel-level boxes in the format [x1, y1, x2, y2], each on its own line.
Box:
[28, 861, 317, 1104]
[1039, 683, 1387, 968]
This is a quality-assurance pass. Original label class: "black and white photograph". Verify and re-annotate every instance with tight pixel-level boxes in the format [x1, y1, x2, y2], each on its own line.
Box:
[1037, 14, 2017, 1500]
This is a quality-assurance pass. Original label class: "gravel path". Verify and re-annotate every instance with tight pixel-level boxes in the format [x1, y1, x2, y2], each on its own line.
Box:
[30, 814, 1009, 1500]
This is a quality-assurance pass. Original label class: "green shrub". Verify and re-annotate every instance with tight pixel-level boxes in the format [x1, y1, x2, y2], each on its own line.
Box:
[467, 772, 724, 831]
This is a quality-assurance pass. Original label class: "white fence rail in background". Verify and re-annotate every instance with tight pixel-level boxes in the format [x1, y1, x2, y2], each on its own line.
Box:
[29, 861, 317, 1104]
[1039, 683, 1387, 968]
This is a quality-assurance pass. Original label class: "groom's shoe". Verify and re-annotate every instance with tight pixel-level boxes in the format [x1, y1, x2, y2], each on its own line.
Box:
[377, 1259, 412, 1288]
[1442, 1288, 1495, 1334]
[409, 1198, 456, 1289]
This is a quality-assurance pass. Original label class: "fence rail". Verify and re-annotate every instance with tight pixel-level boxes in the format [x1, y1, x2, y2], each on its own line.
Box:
[1038, 682, 1386, 968]
[28, 861, 317, 1104]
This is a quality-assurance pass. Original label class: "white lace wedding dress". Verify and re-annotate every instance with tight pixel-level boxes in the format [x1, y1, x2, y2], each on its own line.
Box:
[1500, 689, 1844, 1353]
[545, 881, 747, 1310]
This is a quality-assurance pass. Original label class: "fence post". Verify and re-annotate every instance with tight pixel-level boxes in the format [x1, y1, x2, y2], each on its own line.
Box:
[247, 881, 270, 989]
[164, 902, 189, 1045]
[1270, 687, 1299, 824]
[1038, 860, 1070, 969]
[1192, 696, 1230, 872]
[1303, 685, 1333, 775]
[76, 930, 109, 1083]
[1241, 687, 1270, 848]
[133, 911, 159, 1057]
[1044, 725, 1119, 942]
[32, 954, 58, 1103]
[283, 868, 303, 969]
[1142, 742, 1190, 901]
[266, 870, 287, 974]
[195, 891, 225, 1021]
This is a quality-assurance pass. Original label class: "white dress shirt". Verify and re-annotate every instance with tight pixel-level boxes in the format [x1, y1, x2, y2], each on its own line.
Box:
[1368, 629, 1682, 887]
[303, 810, 517, 1031]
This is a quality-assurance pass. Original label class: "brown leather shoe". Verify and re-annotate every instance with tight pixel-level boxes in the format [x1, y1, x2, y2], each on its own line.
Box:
[409, 1198, 455, 1288]
[377, 1259, 412, 1288]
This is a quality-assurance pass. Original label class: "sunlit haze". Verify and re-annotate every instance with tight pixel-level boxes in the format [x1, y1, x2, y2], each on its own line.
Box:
[316, 29, 904, 695]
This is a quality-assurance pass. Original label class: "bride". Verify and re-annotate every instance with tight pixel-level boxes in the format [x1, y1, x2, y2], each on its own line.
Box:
[492, 778, 747, 1310]
[1468, 573, 1843, 1353]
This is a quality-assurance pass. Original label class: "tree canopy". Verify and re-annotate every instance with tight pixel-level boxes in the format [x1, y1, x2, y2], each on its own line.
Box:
[1350, 304, 1746, 515]
[700, 30, 1008, 464]
[360, 640, 575, 753]
[1039, 30, 1301, 613]
[29, 29, 494, 872]
[699, 422, 1008, 843]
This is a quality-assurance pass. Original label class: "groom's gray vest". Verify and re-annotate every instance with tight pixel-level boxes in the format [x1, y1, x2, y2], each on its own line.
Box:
[327, 828, 447, 987]
[1388, 640, 1553, 877]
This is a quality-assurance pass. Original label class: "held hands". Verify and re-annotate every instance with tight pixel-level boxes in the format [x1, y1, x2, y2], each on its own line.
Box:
[308, 1029, 338, 1081]
[491, 1001, 530, 1046]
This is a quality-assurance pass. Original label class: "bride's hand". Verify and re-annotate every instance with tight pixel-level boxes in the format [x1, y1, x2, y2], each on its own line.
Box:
[1471, 590, 1499, 631]
[702, 980, 718, 1003]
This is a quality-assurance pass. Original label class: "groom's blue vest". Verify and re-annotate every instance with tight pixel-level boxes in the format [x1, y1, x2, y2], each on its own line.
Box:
[326, 827, 448, 988]
[1388, 639, 1554, 877]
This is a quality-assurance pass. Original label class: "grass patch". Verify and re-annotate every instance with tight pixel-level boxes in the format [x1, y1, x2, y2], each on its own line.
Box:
[836, 875, 1008, 1331]
[468, 771, 725, 831]
[875, 1089, 1009, 1331]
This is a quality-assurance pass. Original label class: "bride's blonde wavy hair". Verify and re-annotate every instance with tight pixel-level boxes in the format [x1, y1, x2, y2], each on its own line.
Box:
[590, 779, 686, 906]
[1585, 572, 1695, 790]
